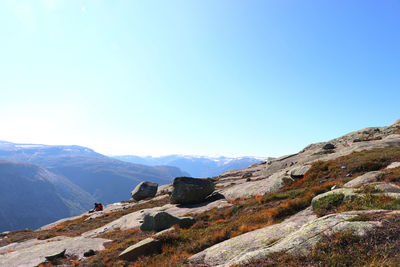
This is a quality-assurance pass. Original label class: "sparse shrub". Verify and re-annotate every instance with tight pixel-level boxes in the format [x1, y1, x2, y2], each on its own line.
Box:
[355, 185, 383, 194]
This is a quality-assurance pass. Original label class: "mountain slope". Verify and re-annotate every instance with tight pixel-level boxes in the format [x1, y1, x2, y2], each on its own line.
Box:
[0, 142, 189, 204]
[0, 161, 94, 232]
[1, 119, 400, 266]
[114, 155, 264, 177]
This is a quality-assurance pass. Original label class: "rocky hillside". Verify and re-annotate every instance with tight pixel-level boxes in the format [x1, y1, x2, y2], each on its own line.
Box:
[1, 119, 400, 266]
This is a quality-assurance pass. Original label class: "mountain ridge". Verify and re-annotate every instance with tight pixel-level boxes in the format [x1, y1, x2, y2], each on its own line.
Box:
[0, 141, 189, 204]
[114, 154, 265, 177]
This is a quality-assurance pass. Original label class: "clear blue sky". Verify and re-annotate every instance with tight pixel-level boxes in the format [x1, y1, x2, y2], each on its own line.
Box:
[1, 0, 399, 157]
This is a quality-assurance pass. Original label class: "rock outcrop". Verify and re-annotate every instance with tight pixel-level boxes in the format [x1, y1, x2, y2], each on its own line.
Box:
[131, 181, 158, 201]
[170, 177, 215, 204]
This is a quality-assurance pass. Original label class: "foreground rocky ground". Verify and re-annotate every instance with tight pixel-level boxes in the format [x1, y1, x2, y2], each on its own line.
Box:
[1, 119, 400, 266]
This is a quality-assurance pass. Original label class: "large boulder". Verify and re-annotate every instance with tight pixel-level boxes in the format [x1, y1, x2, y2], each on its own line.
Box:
[131, 181, 158, 201]
[140, 211, 195, 232]
[322, 143, 335, 150]
[170, 177, 215, 204]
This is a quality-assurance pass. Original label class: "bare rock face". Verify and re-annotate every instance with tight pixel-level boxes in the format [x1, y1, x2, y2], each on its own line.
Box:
[140, 211, 195, 232]
[131, 181, 158, 201]
[170, 177, 215, 204]
[219, 170, 288, 200]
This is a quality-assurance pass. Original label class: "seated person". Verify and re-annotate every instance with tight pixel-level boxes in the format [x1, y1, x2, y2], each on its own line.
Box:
[89, 203, 102, 213]
[96, 203, 103, 211]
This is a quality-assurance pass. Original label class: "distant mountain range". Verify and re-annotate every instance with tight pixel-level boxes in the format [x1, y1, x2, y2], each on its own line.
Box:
[0, 141, 189, 231]
[113, 155, 265, 177]
[0, 160, 94, 232]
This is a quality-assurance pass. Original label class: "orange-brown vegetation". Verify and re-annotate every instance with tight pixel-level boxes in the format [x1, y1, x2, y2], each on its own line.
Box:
[291, 147, 400, 189]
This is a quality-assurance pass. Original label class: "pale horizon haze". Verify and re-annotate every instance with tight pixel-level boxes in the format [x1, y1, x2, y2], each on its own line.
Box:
[1, 1, 399, 158]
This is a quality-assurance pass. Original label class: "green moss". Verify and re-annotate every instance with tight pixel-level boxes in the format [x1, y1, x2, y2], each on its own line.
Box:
[312, 193, 345, 216]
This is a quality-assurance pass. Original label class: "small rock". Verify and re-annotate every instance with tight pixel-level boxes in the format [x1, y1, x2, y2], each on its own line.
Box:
[118, 238, 161, 261]
[246, 177, 251, 182]
[83, 249, 95, 257]
[290, 165, 311, 179]
[131, 181, 158, 201]
[322, 143, 335, 150]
